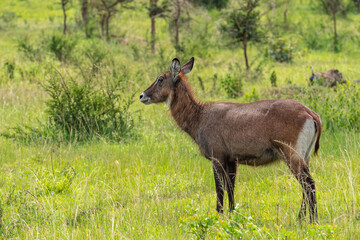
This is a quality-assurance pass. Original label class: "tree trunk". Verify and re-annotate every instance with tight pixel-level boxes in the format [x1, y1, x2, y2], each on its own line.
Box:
[243, 31, 249, 71]
[151, 15, 156, 53]
[81, 0, 88, 23]
[61, 0, 68, 35]
[333, 11, 337, 51]
[82, 0, 89, 37]
[175, 0, 181, 47]
[100, 16, 105, 38]
[283, 5, 288, 25]
[106, 14, 111, 39]
[150, 0, 157, 53]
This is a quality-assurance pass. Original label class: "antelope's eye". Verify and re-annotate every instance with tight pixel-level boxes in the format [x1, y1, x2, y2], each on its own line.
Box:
[157, 77, 164, 86]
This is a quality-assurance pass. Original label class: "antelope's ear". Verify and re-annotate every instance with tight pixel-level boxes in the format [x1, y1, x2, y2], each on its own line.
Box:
[170, 58, 181, 81]
[182, 57, 194, 75]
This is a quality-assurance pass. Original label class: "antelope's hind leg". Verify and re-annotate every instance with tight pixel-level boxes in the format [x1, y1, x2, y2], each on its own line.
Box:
[281, 147, 318, 223]
[212, 159, 226, 213]
[225, 161, 237, 212]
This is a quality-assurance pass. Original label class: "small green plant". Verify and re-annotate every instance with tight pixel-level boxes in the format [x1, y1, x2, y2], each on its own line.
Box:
[17, 37, 43, 62]
[270, 70, 277, 87]
[4, 60, 15, 80]
[35, 166, 76, 195]
[0, 11, 17, 27]
[244, 87, 259, 102]
[221, 65, 243, 98]
[266, 35, 297, 62]
[83, 40, 108, 73]
[221, 73, 243, 98]
[48, 34, 77, 62]
[306, 224, 338, 239]
[180, 205, 264, 239]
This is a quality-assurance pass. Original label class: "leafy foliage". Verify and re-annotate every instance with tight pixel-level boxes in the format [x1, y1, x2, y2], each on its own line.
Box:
[42, 67, 135, 142]
[265, 35, 297, 62]
[270, 70, 277, 87]
[17, 37, 44, 62]
[221, 0, 262, 44]
[4, 60, 15, 80]
[47, 34, 77, 62]
[192, 0, 229, 9]
[220, 65, 243, 98]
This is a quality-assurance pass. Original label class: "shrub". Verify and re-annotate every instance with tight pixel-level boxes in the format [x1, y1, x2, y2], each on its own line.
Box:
[221, 72, 243, 98]
[180, 204, 265, 239]
[35, 166, 76, 196]
[4, 60, 15, 80]
[300, 22, 329, 50]
[42, 66, 135, 142]
[192, 0, 228, 9]
[270, 70, 277, 87]
[0, 11, 17, 28]
[353, 0, 360, 11]
[17, 37, 43, 62]
[244, 87, 259, 102]
[47, 34, 77, 62]
[82, 40, 108, 73]
[265, 35, 297, 62]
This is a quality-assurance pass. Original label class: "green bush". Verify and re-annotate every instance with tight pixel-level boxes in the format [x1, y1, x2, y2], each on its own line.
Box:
[4, 60, 15, 80]
[180, 205, 265, 239]
[221, 73, 243, 98]
[42, 66, 135, 142]
[48, 34, 77, 62]
[270, 70, 277, 87]
[17, 37, 44, 62]
[35, 166, 76, 196]
[0, 11, 17, 28]
[180, 204, 339, 239]
[265, 35, 297, 62]
[244, 87, 259, 102]
[82, 40, 109, 73]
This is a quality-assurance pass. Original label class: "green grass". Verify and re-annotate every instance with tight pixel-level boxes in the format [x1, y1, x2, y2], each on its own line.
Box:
[0, 0, 360, 239]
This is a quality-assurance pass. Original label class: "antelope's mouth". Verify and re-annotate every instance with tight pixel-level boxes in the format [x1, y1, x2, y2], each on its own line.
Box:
[140, 92, 151, 105]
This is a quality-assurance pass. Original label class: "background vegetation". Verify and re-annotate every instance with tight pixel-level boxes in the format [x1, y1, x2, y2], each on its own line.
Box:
[0, 0, 359, 239]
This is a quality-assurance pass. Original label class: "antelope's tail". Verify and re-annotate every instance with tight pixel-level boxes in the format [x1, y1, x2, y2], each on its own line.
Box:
[310, 111, 322, 156]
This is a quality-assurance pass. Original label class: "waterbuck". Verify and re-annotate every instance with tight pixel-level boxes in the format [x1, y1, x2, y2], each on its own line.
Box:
[140, 57, 321, 222]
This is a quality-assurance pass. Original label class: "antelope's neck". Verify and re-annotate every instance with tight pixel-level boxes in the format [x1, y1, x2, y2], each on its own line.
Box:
[169, 79, 204, 140]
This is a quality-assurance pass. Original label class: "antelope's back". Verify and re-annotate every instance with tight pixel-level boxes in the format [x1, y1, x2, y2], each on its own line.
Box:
[195, 99, 314, 158]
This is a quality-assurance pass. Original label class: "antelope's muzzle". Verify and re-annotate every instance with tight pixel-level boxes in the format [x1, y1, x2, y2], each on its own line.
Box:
[140, 92, 151, 105]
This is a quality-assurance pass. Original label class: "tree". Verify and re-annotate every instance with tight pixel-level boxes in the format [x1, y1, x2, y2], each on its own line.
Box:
[221, 0, 262, 70]
[92, 0, 129, 39]
[169, 0, 191, 49]
[61, 0, 70, 34]
[319, 0, 346, 51]
[148, 0, 169, 53]
[80, 0, 89, 35]
[283, 0, 291, 26]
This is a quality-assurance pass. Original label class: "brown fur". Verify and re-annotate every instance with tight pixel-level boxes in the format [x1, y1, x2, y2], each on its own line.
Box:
[140, 57, 321, 222]
[310, 68, 347, 87]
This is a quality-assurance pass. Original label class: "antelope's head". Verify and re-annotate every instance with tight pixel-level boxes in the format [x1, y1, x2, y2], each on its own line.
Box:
[140, 57, 194, 105]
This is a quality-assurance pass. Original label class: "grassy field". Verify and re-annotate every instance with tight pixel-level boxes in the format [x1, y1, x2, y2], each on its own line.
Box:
[0, 0, 360, 239]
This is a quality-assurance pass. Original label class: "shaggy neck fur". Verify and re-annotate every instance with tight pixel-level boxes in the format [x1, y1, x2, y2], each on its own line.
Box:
[169, 73, 204, 140]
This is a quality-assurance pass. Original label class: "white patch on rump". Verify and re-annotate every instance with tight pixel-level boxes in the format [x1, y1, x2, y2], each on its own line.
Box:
[295, 119, 316, 163]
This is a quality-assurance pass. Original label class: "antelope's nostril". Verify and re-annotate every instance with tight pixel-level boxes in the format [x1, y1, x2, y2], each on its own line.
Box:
[140, 93, 143, 99]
